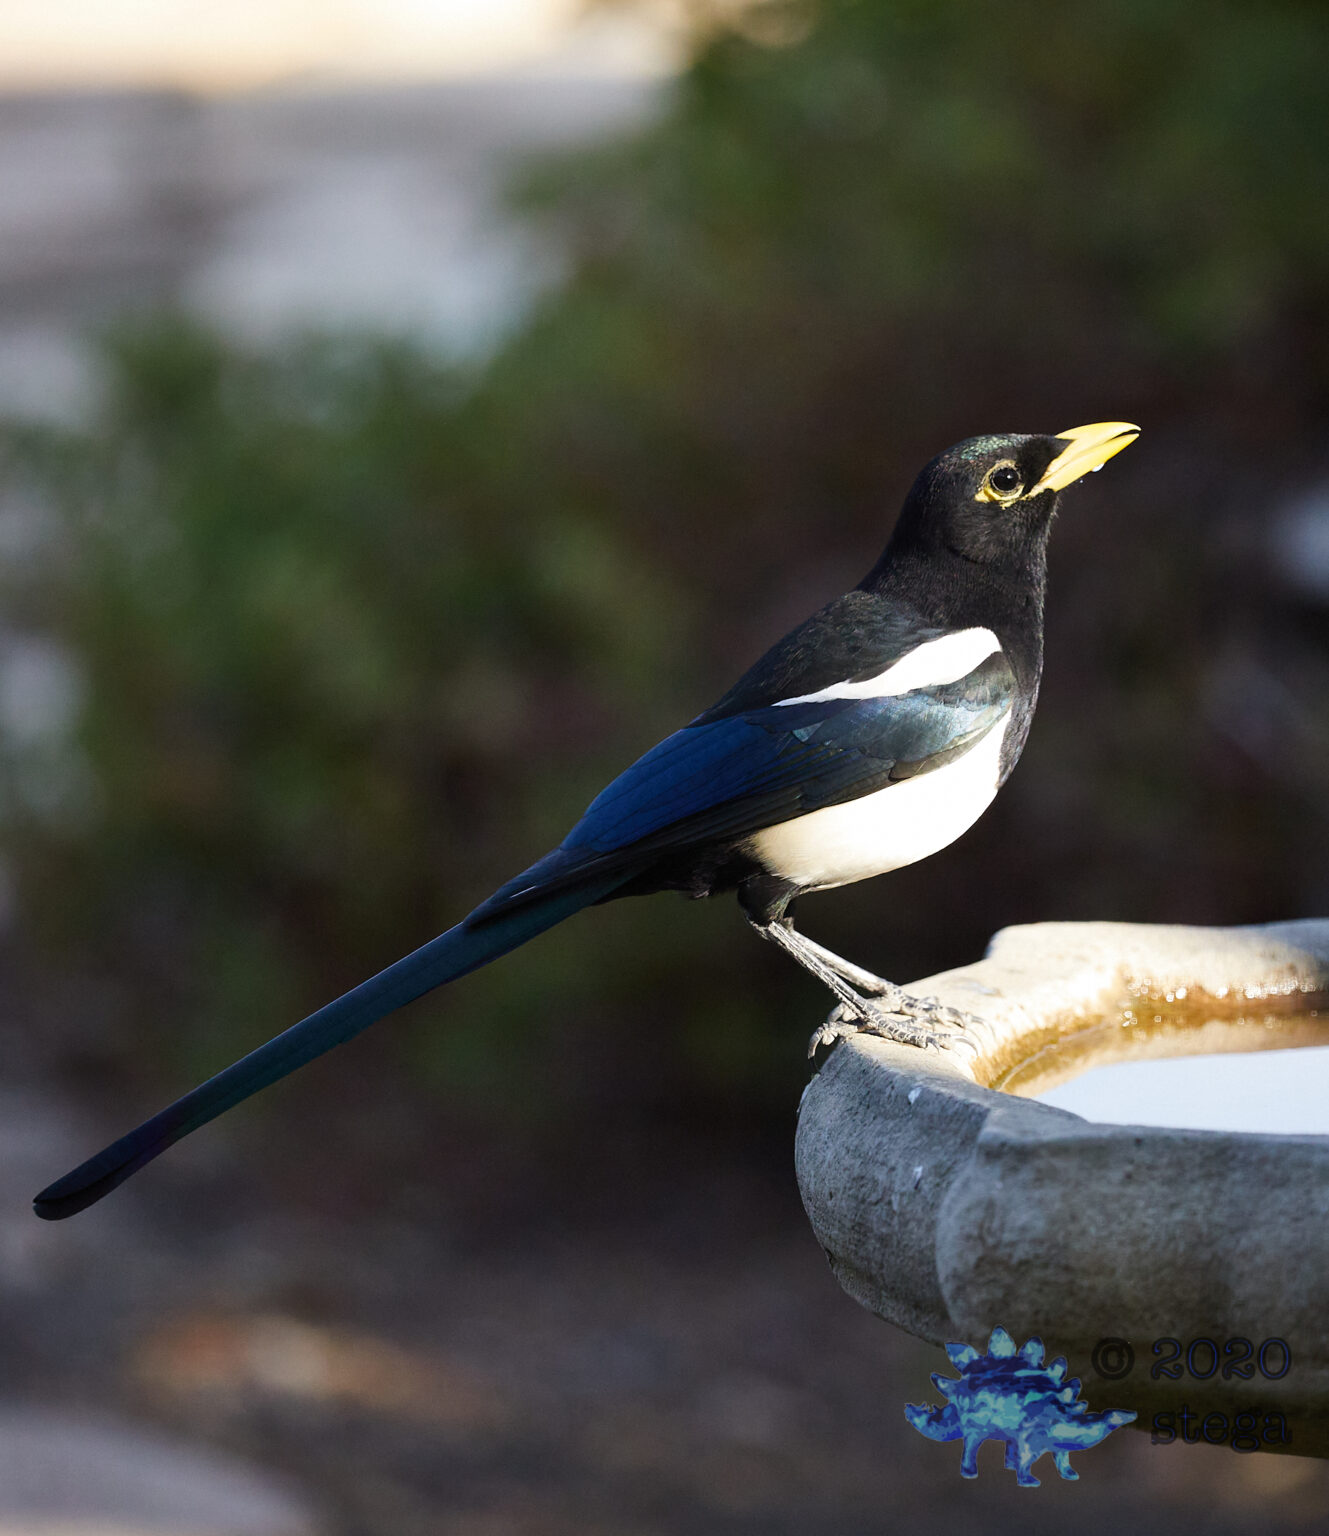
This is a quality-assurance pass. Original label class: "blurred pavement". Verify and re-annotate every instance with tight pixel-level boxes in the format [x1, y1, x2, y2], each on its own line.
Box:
[0, 76, 658, 421]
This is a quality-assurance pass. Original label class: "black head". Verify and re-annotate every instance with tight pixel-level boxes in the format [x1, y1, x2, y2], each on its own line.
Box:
[883, 423, 1139, 576]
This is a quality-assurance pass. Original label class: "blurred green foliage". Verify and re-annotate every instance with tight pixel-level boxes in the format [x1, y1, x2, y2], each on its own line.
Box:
[2, 0, 1328, 1146]
[0, 324, 753, 1121]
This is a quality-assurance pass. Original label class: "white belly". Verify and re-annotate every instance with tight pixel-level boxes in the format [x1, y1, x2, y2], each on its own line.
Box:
[743, 716, 1010, 891]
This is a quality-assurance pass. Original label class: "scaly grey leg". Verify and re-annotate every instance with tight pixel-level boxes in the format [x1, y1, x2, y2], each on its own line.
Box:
[750, 917, 980, 1058]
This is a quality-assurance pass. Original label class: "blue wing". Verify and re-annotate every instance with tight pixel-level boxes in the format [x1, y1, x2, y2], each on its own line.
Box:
[476, 653, 1014, 914]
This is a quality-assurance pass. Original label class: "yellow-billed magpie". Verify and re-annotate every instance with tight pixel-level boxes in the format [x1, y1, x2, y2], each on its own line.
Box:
[34, 421, 1137, 1220]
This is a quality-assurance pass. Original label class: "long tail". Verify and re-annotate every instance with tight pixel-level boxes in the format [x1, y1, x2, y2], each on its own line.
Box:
[34, 870, 628, 1221]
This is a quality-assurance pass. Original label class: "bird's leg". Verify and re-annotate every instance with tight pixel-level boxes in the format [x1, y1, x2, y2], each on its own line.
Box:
[774, 928, 906, 1000]
[754, 915, 889, 1017]
[780, 927, 986, 1040]
[750, 915, 979, 1058]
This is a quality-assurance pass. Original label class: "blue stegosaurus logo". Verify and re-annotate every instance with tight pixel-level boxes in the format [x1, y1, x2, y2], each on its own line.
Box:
[906, 1327, 1135, 1486]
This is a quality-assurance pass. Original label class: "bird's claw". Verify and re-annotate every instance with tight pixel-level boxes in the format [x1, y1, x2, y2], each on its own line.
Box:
[807, 995, 981, 1059]
[898, 991, 985, 1035]
[837, 976, 979, 1032]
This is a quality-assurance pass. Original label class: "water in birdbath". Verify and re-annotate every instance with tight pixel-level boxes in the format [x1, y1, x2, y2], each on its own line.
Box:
[997, 992, 1329, 1134]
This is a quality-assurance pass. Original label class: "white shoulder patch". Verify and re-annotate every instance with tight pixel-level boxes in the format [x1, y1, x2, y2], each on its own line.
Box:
[771, 627, 1002, 708]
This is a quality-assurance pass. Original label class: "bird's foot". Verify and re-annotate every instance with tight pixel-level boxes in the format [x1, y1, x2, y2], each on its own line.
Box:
[807, 994, 982, 1060]
[848, 977, 978, 1033]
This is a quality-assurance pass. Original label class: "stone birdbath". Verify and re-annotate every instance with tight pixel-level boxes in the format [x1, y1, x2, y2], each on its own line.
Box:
[794, 920, 1329, 1456]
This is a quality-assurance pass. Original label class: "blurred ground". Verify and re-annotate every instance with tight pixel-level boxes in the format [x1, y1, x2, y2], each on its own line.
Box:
[6, 1081, 1329, 1535]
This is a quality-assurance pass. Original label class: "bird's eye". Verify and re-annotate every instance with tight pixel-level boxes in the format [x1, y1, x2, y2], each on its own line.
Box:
[980, 462, 1023, 502]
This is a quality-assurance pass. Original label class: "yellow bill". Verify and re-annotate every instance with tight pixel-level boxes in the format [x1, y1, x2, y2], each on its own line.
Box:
[1033, 421, 1139, 494]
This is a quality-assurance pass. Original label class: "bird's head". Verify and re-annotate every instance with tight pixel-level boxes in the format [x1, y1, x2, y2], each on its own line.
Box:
[887, 422, 1139, 575]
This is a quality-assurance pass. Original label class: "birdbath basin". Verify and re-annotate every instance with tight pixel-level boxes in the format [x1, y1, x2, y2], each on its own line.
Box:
[793, 919, 1329, 1455]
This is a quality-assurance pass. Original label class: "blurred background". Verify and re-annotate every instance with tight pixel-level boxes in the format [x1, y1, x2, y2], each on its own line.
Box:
[0, 0, 1327, 1530]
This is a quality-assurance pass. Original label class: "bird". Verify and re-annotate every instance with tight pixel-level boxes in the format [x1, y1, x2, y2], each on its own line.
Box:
[34, 421, 1137, 1221]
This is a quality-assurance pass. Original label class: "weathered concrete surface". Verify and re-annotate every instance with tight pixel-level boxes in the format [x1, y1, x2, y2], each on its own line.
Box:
[794, 919, 1329, 1453]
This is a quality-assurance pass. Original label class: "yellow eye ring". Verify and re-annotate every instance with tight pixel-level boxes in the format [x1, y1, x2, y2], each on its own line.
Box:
[977, 461, 1023, 503]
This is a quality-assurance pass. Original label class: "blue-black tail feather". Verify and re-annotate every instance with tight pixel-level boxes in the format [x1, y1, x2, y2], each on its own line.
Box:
[33, 869, 630, 1221]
